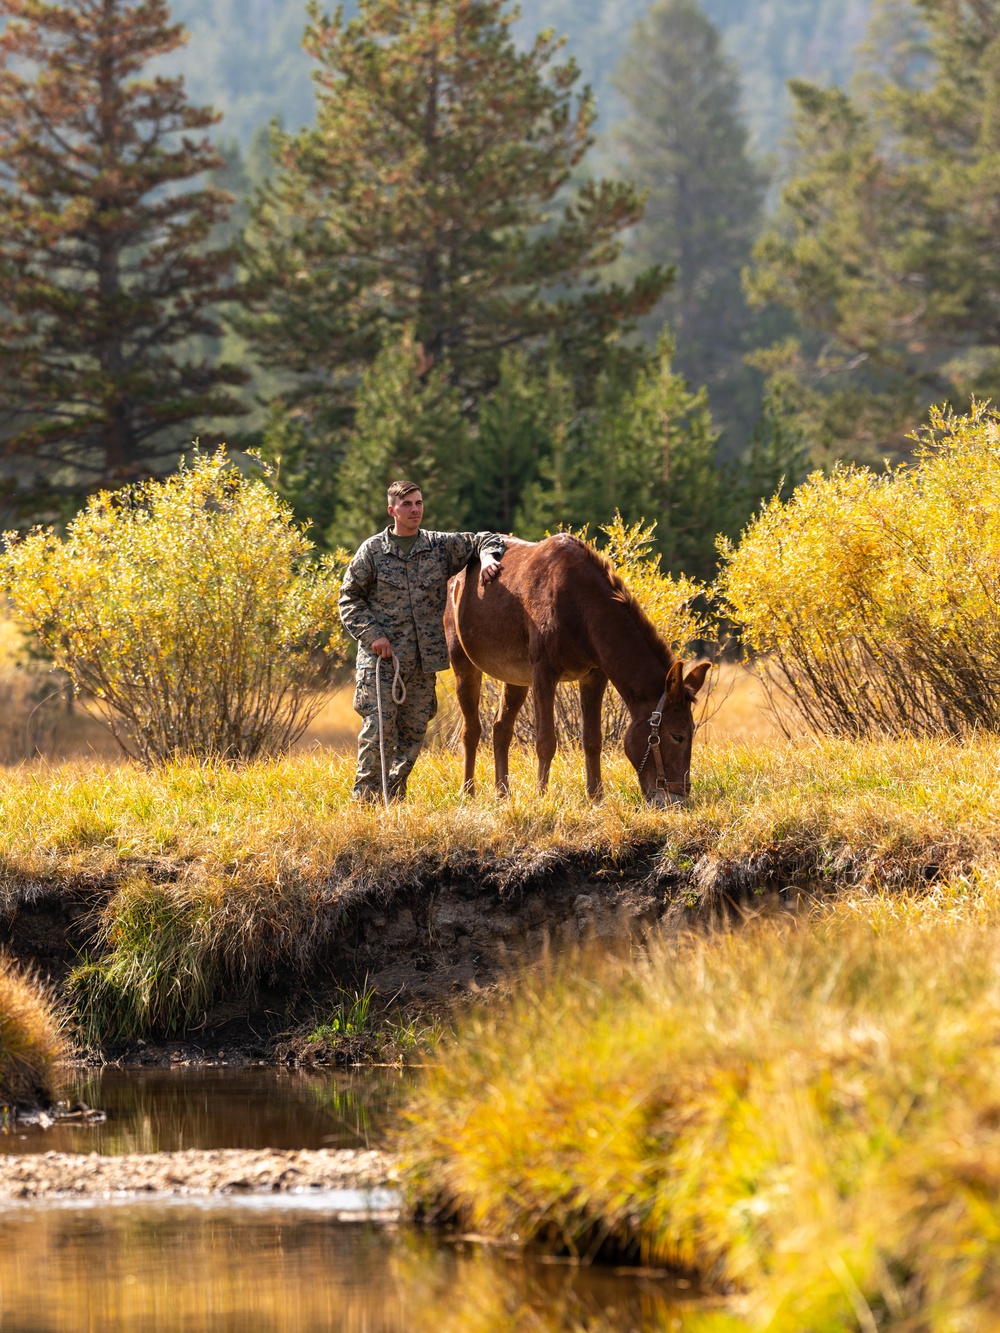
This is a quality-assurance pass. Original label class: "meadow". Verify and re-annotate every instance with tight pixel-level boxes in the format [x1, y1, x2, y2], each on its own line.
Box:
[6, 650, 1000, 1325]
[1, 707, 999, 1042]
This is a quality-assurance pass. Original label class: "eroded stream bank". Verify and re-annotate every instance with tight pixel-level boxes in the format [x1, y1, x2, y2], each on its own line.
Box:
[3, 865, 720, 1060]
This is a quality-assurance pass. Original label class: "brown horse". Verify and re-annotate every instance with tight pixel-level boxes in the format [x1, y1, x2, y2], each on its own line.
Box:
[445, 533, 711, 806]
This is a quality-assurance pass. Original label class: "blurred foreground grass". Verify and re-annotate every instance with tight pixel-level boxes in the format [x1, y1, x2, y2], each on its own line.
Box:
[4, 734, 1000, 1039]
[401, 884, 1000, 1330]
[0, 955, 64, 1106]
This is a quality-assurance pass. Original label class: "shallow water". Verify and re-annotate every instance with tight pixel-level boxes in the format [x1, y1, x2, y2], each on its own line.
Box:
[0, 1068, 709, 1331]
[0, 1202, 702, 1332]
[0, 1066, 408, 1155]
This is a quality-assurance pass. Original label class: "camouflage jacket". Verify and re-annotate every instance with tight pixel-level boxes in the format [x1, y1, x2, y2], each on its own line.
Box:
[338, 527, 507, 674]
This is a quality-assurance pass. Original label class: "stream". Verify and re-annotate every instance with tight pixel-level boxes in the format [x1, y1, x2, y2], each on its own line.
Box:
[0, 1068, 706, 1332]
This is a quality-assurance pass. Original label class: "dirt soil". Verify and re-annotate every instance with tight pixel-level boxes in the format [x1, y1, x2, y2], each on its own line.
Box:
[0, 1147, 398, 1201]
[2, 854, 795, 1071]
[3, 862, 728, 1066]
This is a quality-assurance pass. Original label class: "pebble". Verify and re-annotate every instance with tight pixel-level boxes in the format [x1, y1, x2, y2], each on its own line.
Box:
[0, 1148, 399, 1200]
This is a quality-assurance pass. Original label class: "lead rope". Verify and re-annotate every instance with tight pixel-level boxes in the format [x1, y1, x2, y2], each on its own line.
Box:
[375, 653, 407, 810]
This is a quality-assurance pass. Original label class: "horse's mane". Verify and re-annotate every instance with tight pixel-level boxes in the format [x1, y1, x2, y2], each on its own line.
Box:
[568, 536, 675, 669]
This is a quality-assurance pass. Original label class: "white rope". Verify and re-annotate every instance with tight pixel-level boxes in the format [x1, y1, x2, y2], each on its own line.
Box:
[375, 652, 407, 810]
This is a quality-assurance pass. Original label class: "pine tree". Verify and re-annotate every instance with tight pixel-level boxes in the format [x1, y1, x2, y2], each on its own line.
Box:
[469, 349, 566, 533]
[612, 0, 769, 451]
[738, 385, 810, 520]
[0, 0, 247, 514]
[327, 334, 469, 549]
[237, 0, 667, 441]
[517, 338, 729, 579]
[746, 0, 1000, 464]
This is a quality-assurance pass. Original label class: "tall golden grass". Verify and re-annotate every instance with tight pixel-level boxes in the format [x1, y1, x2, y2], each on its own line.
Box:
[399, 883, 1000, 1329]
[0, 954, 65, 1105]
[3, 735, 1000, 1039]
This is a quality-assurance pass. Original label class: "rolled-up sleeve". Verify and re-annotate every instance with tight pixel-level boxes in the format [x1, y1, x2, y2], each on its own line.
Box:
[338, 548, 384, 649]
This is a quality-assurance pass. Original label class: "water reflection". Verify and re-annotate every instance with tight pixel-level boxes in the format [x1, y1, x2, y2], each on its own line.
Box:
[0, 1206, 705, 1332]
[0, 1066, 411, 1156]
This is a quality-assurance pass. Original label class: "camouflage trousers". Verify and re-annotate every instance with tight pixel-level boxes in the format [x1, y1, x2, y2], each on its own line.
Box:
[352, 658, 438, 801]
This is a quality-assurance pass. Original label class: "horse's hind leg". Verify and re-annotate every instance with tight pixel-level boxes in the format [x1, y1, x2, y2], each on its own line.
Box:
[452, 648, 483, 795]
[493, 682, 529, 796]
[579, 670, 608, 801]
[532, 665, 559, 792]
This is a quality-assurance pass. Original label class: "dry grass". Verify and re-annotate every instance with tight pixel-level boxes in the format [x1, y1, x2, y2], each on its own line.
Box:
[697, 662, 797, 744]
[0, 954, 65, 1106]
[399, 882, 1000, 1329]
[4, 733, 1000, 1039]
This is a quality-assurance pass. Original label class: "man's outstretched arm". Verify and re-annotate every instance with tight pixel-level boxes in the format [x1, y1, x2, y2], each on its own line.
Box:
[442, 531, 507, 584]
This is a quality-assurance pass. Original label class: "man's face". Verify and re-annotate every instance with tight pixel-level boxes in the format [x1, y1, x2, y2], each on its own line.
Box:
[388, 490, 424, 535]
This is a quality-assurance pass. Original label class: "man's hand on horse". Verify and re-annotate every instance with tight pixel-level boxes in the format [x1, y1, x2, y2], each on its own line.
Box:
[480, 553, 503, 586]
[371, 637, 394, 659]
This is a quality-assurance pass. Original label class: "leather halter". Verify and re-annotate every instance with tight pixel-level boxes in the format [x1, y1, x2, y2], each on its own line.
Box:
[638, 689, 687, 797]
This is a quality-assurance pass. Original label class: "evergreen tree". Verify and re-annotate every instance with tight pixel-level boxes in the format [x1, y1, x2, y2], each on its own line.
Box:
[0, 0, 247, 514]
[612, 0, 769, 450]
[508, 358, 579, 537]
[237, 0, 667, 471]
[737, 385, 810, 521]
[517, 338, 729, 580]
[746, 0, 1000, 464]
[470, 349, 566, 533]
[327, 334, 469, 549]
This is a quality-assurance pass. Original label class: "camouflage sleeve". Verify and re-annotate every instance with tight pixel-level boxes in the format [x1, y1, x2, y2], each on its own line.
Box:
[338, 546, 385, 648]
[440, 531, 508, 578]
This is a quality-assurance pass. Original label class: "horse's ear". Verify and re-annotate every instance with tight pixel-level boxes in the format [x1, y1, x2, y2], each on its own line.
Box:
[665, 660, 686, 702]
[683, 661, 711, 702]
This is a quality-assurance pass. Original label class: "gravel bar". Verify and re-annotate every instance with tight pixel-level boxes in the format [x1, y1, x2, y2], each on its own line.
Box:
[0, 1148, 399, 1200]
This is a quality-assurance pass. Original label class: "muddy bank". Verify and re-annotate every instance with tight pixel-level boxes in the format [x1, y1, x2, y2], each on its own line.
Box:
[0, 1147, 398, 1201]
[2, 862, 717, 1059]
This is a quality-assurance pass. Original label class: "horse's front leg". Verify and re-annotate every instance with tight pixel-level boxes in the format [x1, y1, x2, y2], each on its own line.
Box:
[531, 665, 559, 791]
[452, 652, 483, 795]
[579, 670, 608, 801]
[493, 682, 529, 796]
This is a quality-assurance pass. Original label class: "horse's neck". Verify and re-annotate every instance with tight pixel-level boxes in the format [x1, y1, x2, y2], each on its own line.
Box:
[589, 608, 668, 718]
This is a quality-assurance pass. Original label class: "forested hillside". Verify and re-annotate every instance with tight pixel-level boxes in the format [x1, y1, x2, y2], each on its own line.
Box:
[168, 0, 873, 149]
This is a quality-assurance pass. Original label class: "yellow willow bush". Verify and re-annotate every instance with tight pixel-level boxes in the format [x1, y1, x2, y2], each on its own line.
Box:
[478, 514, 710, 748]
[719, 403, 1000, 738]
[1, 449, 350, 763]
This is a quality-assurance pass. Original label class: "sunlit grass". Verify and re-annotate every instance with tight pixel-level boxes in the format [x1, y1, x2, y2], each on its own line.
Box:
[4, 734, 1000, 1039]
[0, 955, 65, 1106]
[400, 880, 1000, 1329]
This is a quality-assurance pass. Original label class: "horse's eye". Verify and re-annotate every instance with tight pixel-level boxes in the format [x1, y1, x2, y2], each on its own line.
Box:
[670, 733, 685, 745]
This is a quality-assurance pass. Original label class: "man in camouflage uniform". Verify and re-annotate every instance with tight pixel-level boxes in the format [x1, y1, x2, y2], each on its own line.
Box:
[338, 480, 506, 801]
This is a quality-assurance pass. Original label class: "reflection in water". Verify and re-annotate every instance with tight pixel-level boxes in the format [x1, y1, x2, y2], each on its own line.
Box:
[0, 1068, 723, 1330]
[0, 1066, 411, 1156]
[0, 1206, 705, 1333]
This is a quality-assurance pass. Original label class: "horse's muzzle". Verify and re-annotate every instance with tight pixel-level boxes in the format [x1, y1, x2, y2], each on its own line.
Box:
[647, 788, 686, 809]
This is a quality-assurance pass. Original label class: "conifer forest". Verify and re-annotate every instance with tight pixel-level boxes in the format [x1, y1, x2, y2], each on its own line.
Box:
[2, 0, 992, 581]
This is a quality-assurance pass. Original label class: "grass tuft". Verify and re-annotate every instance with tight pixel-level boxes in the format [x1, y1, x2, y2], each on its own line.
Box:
[0, 954, 65, 1106]
[307, 981, 377, 1043]
[398, 885, 1000, 1328]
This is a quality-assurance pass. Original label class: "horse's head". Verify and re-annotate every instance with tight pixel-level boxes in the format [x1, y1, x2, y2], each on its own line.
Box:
[624, 661, 711, 807]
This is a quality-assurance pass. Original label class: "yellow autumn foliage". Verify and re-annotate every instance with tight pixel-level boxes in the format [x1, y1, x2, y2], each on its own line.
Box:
[0, 448, 350, 763]
[719, 402, 1000, 737]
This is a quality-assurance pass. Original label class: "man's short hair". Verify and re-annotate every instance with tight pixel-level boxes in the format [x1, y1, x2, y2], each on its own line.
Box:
[387, 480, 422, 506]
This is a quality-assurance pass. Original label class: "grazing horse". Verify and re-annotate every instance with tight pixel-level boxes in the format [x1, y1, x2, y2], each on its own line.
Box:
[445, 533, 711, 806]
